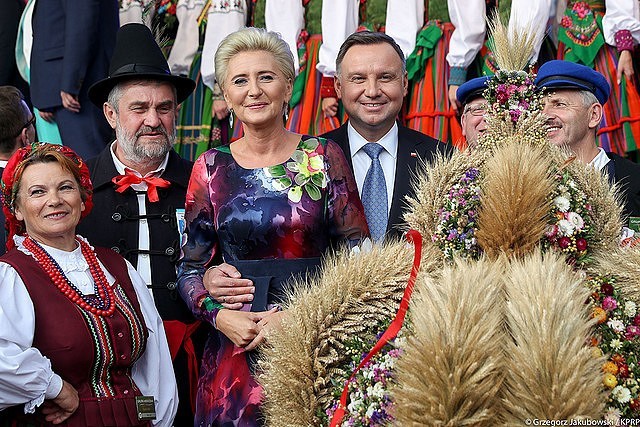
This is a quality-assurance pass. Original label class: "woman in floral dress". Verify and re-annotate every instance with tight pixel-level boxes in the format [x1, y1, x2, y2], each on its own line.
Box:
[177, 27, 369, 426]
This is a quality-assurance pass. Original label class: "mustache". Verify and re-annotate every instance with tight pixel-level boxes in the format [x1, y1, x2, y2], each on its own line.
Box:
[136, 125, 168, 138]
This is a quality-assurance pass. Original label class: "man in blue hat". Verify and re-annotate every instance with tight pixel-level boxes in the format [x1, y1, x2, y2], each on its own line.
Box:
[536, 59, 640, 226]
[456, 76, 490, 150]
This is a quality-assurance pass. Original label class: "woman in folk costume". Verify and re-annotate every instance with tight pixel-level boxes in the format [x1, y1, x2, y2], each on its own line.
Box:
[558, 0, 640, 156]
[0, 143, 177, 426]
[177, 28, 369, 426]
[258, 16, 640, 426]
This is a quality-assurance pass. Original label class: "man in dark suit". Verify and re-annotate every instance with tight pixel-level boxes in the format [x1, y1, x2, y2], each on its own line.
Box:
[322, 31, 453, 242]
[0, 86, 36, 255]
[29, 0, 117, 160]
[76, 24, 200, 425]
[0, 0, 29, 99]
[535, 60, 640, 227]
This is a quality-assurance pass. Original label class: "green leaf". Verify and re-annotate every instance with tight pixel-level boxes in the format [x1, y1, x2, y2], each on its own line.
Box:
[305, 183, 321, 201]
[311, 172, 326, 188]
[299, 137, 319, 151]
[290, 150, 305, 163]
[286, 161, 300, 172]
[266, 164, 287, 177]
[288, 186, 303, 203]
[272, 177, 292, 191]
[294, 173, 308, 186]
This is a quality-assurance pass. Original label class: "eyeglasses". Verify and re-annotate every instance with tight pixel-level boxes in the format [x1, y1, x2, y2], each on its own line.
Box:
[463, 103, 488, 117]
[13, 115, 35, 138]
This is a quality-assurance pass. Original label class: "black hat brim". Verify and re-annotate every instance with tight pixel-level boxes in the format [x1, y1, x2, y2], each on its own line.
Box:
[88, 72, 196, 107]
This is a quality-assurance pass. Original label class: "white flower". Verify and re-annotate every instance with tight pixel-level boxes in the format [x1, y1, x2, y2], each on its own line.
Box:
[554, 196, 571, 212]
[464, 238, 475, 250]
[625, 301, 637, 317]
[365, 404, 376, 419]
[371, 382, 385, 398]
[566, 212, 584, 230]
[557, 219, 576, 236]
[608, 319, 625, 333]
[612, 385, 632, 403]
[610, 339, 623, 350]
[604, 407, 621, 424]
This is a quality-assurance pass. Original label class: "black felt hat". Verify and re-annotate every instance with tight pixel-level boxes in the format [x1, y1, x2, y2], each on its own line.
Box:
[88, 23, 196, 106]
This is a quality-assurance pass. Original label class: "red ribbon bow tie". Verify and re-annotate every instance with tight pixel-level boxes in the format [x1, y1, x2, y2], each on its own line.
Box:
[112, 170, 171, 202]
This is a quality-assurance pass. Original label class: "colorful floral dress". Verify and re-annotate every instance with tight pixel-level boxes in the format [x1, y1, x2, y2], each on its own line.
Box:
[177, 135, 369, 426]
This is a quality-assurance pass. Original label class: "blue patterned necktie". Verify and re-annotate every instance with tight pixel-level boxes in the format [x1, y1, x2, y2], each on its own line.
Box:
[361, 143, 388, 242]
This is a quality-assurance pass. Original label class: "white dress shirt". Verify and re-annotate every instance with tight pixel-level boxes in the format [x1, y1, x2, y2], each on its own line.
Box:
[0, 235, 177, 426]
[110, 142, 170, 300]
[347, 122, 398, 214]
[589, 147, 612, 171]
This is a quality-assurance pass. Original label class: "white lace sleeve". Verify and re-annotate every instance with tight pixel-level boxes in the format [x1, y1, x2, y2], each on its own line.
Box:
[603, 0, 640, 46]
[0, 262, 62, 413]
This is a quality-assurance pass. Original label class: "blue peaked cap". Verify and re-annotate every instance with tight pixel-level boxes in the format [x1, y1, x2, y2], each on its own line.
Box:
[456, 76, 491, 105]
[534, 60, 610, 105]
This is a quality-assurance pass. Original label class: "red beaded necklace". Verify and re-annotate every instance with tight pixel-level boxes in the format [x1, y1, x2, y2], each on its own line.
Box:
[24, 236, 116, 317]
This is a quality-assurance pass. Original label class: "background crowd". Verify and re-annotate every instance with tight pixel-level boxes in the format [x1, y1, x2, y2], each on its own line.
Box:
[3, 0, 640, 162]
[1, 0, 640, 426]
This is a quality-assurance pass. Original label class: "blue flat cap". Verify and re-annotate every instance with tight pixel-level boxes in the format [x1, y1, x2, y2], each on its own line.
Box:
[535, 60, 610, 105]
[456, 76, 491, 105]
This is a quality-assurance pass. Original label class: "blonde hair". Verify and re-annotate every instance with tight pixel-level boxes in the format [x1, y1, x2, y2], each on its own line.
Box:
[214, 27, 295, 89]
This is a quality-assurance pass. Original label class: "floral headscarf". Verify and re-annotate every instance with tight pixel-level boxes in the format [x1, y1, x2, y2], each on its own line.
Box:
[1, 143, 93, 251]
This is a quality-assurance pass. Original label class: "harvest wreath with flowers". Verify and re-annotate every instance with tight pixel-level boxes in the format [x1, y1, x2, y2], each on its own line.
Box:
[256, 17, 640, 427]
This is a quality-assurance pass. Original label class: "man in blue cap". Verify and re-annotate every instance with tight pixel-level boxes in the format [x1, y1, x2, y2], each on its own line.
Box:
[456, 76, 490, 150]
[536, 59, 640, 226]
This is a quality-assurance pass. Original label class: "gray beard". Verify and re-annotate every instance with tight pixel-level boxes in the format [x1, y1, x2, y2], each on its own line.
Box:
[116, 121, 175, 164]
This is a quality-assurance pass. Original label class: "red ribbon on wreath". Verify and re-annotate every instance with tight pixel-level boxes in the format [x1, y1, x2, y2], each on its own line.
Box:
[329, 229, 423, 427]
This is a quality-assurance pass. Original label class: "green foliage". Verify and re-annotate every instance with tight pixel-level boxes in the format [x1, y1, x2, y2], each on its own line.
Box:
[254, 0, 266, 28]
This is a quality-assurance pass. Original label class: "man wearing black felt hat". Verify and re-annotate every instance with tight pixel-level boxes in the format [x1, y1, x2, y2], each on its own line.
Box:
[536, 59, 640, 229]
[77, 23, 203, 426]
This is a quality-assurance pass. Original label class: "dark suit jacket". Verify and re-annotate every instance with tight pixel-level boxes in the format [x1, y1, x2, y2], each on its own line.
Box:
[30, 0, 117, 159]
[30, 0, 118, 110]
[607, 152, 640, 223]
[76, 147, 194, 321]
[0, 0, 29, 98]
[323, 123, 453, 241]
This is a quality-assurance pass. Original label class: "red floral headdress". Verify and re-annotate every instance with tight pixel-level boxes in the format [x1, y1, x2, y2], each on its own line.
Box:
[1, 143, 93, 251]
